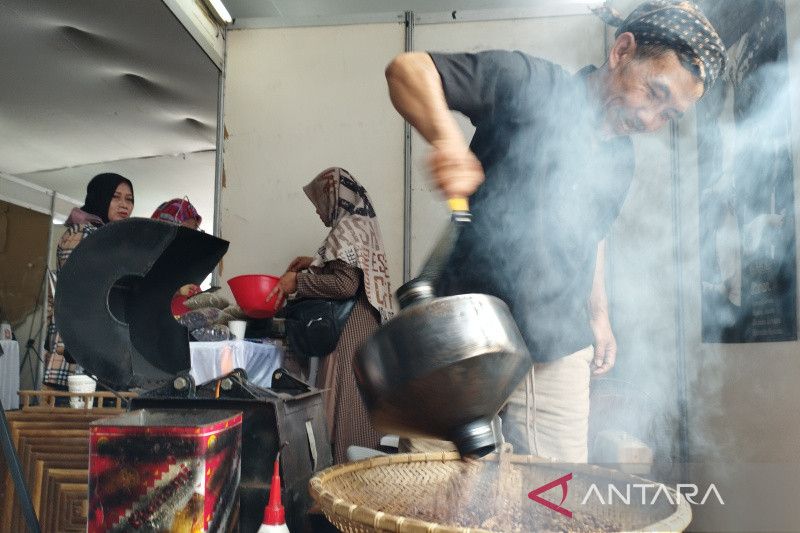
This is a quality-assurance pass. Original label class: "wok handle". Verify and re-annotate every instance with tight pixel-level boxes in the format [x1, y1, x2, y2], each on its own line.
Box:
[447, 197, 471, 224]
[418, 196, 471, 280]
[447, 197, 469, 212]
[396, 196, 472, 308]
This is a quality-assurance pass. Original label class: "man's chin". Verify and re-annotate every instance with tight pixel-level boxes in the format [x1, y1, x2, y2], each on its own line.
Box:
[610, 119, 635, 137]
[599, 122, 625, 139]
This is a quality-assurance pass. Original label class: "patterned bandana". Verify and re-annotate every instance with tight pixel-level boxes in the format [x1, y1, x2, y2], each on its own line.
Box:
[594, 1, 726, 93]
[151, 197, 202, 226]
[303, 167, 395, 322]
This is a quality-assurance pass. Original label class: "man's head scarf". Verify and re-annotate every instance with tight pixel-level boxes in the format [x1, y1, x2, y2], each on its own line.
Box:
[594, 1, 726, 93]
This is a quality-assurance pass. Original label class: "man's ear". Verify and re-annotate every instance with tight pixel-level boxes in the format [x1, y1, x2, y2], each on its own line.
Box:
[609, 32, 637, 70]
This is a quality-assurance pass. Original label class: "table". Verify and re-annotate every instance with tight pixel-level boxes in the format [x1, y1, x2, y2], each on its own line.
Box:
[0, 340, 20, 409]
[189, 340, 283, 388]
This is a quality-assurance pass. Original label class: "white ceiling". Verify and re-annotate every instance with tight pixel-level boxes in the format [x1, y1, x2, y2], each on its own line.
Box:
[0, 0, 218, 223]
[225, 0, 602, 27]
[226, 0, 555, 18]
[0, 0, 606, 224]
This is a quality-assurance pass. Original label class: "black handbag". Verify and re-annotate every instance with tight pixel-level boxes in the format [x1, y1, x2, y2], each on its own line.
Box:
[278, 297, 356, 358]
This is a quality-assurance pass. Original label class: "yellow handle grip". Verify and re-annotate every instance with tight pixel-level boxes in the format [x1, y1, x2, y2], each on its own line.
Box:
[447, 197, 469, 213]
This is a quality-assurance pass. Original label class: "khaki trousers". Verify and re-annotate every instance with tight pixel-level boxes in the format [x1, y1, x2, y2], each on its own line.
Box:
[501, 346, 594, 462]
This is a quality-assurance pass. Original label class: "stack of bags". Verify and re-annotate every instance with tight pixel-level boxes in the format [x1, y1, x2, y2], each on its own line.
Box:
[176, 291, 249, 341]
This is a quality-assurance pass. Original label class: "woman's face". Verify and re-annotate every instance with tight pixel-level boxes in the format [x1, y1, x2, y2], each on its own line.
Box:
[315, 206, 330, 227]
[108, 182, 134, 222]
[181, 218, 200, 230]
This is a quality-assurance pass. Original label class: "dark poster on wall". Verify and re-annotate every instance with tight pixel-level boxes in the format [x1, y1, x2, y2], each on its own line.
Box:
[697, 0, 797, 343]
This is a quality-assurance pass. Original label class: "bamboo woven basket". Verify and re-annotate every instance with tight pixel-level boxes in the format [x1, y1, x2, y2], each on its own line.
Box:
[309, 452, 692, 533]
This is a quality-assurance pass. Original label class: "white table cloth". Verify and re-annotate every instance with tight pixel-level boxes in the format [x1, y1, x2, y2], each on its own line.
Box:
[0, 340, 20, 409]
[189, 340, 283, 388]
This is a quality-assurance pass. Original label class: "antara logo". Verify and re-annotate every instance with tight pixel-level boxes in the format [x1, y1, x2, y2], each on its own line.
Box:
[581, 483, 725, 506]
[528, 473, 573, 518]
[528, 473, 725, 519]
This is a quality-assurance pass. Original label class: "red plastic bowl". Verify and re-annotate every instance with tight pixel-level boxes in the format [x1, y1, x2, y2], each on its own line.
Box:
[227, 274, 284, 318]
[171, 295, 191, 317]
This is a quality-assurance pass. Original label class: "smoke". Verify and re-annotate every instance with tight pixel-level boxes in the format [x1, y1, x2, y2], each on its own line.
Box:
[433, 1, 799, 475]
[607, 2, 799, 470]
[688, 12, 798, 465]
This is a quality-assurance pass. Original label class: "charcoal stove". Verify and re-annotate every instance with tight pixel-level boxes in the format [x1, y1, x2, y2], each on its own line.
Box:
[55, 218, 332, 532]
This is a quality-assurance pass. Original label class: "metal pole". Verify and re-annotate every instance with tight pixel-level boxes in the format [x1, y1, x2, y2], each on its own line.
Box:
[402, 11, 415, 282]
[212, 28, 228, 286]
[35, 192, 57, 388]
[670, 119, 690, 477]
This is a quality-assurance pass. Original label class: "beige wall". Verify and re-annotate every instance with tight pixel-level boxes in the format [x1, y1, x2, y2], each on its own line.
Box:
[221, 23, 405, 297]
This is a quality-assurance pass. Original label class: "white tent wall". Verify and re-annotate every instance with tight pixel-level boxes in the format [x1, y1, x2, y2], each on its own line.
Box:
[221, 23, 405, 296]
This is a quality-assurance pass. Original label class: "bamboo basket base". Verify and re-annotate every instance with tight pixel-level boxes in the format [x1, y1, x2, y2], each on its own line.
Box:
[309, 452, 691, 533]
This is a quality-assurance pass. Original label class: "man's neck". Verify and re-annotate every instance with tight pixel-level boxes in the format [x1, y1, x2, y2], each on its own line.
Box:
[585, 65, 615, 140]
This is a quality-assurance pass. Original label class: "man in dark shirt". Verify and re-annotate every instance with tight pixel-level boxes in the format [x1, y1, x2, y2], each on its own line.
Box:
[385, 0, 726, 460]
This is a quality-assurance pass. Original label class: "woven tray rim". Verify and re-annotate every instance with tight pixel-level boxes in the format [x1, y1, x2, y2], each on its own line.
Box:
[309, 452, 692, 533]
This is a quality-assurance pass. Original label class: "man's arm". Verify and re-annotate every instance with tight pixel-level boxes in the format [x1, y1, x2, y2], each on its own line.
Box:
[589, 239, 617, 375]
[385, 52, 462, 146]
[385, 52, 484, 198]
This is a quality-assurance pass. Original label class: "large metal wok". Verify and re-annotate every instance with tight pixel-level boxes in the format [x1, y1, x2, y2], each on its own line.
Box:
[355, 201, 532, 457]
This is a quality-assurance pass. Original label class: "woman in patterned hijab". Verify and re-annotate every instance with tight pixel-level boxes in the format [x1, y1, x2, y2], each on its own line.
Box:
[270, 167, 394, 321]
[270, 167, 394, 463]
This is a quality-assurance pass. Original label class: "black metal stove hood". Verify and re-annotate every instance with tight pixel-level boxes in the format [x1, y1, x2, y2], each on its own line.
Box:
[54, 218, 229, 389]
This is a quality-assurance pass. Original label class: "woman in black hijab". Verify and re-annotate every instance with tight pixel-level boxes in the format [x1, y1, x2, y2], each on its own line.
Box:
[68, 173, 135, 225]
[43, 173, 134, 389]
